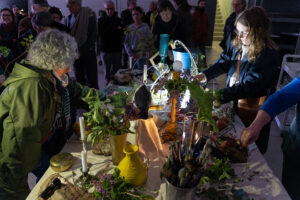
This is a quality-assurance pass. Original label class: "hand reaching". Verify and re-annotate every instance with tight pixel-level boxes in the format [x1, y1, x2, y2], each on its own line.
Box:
[240, 127, 260, 147]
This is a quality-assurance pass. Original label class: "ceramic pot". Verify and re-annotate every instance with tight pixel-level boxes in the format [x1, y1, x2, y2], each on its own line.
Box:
[118, 145, 147, 186]
[110, 134, 127, 165]
[165, 179, 197, 200]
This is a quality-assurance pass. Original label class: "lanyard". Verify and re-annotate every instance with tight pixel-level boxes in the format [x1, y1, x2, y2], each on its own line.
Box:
[236, 51, 242, 84]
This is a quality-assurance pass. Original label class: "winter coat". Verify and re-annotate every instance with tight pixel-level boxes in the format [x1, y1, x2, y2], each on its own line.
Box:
[191, 9, 208, 44]
[152, 14, 186, 49]
[98, 13, 123, 52]
[219, 12, 236, 51]
[0, 61, 90, 199]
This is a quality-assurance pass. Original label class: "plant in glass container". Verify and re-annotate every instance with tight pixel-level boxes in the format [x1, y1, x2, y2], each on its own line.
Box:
[82, 89, 139, 165]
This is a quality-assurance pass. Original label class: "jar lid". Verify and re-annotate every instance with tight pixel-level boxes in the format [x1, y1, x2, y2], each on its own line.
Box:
[50, 153, 74, 172]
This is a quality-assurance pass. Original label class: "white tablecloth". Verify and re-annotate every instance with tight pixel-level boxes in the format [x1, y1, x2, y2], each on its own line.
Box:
[27, 115, 291, 200]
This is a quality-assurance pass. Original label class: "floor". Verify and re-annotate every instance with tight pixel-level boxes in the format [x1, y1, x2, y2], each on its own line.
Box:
[28, 41, 284, 190]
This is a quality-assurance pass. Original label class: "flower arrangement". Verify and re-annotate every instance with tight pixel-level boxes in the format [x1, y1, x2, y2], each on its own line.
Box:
[82, 89, 138, 147]
[93, 168, 153, 200]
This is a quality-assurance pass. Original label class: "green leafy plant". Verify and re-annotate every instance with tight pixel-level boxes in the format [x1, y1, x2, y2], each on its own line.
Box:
[206, 158, 235, 182]
[19, 34, 34, 50]
[188, 79, 223, 132]
[165, 78, 189, 96]
[0, 46, 11, 58]
[93, 168, 153, 200]
[82, 89, 133, 147]
[196, 52, 207, 72]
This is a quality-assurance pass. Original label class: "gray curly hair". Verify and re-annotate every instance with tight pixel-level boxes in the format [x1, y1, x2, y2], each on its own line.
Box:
[27, 29, 78, 70]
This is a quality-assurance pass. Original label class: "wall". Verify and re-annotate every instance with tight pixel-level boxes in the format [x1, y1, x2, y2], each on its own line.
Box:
[218, 0, 233, 22]
[0, 0, 26, 10]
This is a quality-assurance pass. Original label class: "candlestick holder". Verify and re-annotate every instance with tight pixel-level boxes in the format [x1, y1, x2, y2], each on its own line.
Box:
[73, 166, 94, 189]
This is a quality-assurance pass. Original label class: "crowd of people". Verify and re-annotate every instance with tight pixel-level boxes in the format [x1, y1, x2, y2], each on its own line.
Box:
[0, 0, 209, 86]
[0, 0, 299, 200]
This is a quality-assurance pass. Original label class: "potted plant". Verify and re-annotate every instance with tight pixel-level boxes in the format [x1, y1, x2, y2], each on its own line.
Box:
[82, 89, 139, 165]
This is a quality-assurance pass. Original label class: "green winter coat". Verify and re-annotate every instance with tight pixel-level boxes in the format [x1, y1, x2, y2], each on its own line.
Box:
[0, 61, 90, 199]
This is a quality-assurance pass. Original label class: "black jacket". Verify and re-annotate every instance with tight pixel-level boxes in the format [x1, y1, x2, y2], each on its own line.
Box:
[219, 12, 236, 51]
[98, 13, 123, 52]
[121, 9, 133, 28]
[152, 14, 186, 49]
[175, 1, 193, 47]
[203, 45, 279, 103]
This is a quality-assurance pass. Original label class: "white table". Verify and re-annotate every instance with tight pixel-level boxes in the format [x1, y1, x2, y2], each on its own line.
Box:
[27, 114, 291, 200]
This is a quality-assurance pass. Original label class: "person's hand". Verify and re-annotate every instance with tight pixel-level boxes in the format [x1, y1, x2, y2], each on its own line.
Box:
[194, 73, 207, 84]
[240, 127, 260, 147]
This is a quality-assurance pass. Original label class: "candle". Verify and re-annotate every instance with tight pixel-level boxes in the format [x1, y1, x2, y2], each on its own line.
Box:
[182, 115, 187, 147]
[79, 117, 86, 141]
[129, 57, 132, 69]
[81, 150, 88, 173]
[79, 117, 87, 152]
[143, 65, 147, 84]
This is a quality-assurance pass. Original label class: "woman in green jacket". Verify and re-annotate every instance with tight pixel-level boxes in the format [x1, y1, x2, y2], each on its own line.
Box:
[0, 29, 92, 199]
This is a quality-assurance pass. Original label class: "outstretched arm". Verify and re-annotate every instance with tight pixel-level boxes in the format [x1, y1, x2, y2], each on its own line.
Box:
[240, 110, 271, 146]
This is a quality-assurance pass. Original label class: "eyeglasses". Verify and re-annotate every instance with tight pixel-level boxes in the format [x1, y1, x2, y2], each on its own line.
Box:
[234, 29, 249, 38]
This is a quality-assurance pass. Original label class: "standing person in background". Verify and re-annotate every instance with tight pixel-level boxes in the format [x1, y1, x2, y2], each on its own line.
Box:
[173, 0, 193, 47]
[19, 0, 69, 38]
[0, 8, 18, 47]
[192, 0, 208, 62]
[65, 0, 99, 89]
[145, 1, 158, 31]
[0, 8, 20, 73]
[124, 6, 152, 69]
[12, 5, 24, 24]
[49, 6, 63, 23]
[121, 0, 137, 28]
[240, 77, 300, 200]
[18, 0, 50, 37]
[152, 0, 186, 50]
[220, 0, 246, 51]
[98, 0, 123, 84]
[121, 0, 137, 68]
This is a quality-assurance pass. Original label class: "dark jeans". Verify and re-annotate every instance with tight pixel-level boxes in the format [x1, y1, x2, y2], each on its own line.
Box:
[282, 152, 300, 200]
[100, 51, 122, 83]
[74, 50, 99, 89]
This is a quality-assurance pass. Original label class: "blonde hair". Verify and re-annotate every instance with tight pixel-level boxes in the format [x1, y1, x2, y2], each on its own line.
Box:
[28, 29, 78, 70]
[232, 6, 277, 62]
